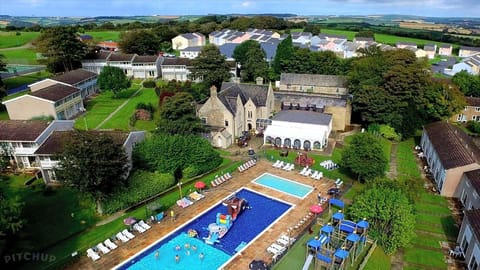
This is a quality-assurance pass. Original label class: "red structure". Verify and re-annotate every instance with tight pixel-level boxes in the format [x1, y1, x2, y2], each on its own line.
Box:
[295, 152, 315, 167]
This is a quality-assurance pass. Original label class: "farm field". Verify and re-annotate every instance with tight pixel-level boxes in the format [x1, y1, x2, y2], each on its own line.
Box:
[0, 31, 40, 48]
[85, 31, 121, 41]
[1, 48, 38, 64]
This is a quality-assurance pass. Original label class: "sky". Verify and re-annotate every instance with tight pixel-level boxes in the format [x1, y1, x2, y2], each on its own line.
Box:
[1, 0, 479, 18]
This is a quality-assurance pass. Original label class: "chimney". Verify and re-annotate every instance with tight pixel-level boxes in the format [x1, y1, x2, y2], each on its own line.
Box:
[210, 85, 217, 98]
[256, 77, 264, 85]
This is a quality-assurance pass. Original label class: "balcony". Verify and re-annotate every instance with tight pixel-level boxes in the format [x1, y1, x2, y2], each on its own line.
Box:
[39, 160, 59, 169]
[14, 147, 38, 155]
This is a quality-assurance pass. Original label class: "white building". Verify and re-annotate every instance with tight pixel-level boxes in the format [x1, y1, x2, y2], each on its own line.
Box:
[457, 209, 480, 270]
[264, 110, 332, 150]
[180, 46, 203, 59]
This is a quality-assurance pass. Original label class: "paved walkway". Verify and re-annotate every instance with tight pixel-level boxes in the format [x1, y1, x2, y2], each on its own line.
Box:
[387, 142, 398, 179]
[94, 80, 145, 130]
[0, 42, 34, 51]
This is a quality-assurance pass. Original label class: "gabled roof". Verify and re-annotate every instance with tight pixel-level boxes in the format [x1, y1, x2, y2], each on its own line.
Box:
[181, 46, 203, 52]
[0, 120, 50, 141]
[466, 97, 480, 107]
[218, 82, 269, 115]
[108, 53, 135, 62]
[161, 57, 191, 66]
[424, 44, 436, 51]
[464, 209, 480, 243]
[34, 130, 130, 155]
[396, 41, 417, 46]
[132, 55, 159, 63]
[29, 84, 80, 102]
[354, 37, 374, 42]
[460, 46, 480, 52]
[273, 110, 332, 126]
[464, 169, 480, 196]
[52, 69, 97, 85]
[180, 33, 197, 40]
[84, 51, 111, 60]
[423, 122, 480, 169]
[440, 44, 452, 49]
[280, 73, 347, 88]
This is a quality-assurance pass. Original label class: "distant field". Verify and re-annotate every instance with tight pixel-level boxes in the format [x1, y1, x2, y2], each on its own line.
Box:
[85, 31, 121, 42]
[320, 28, 454, 47]
[3, 70, 51, 90]
[0, 31, 40, 48]
[1, 48, 38, 64]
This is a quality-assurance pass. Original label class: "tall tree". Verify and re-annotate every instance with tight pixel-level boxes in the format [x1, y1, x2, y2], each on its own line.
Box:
[272, 35, 294, 76]
[55, 131, 129, 214]
[119, 30, 159, 55]
[349, 184, 415, 254]
[239, 42, 268, 82]
[97, 66, 130, 97]
[452, 71, 480, 97]
[36, 26, 87, 72]
[190, 44, 231, 89]
[233, 40, 260, 66]
[303, 24, 321, 35]
[355, 30, 375, 38]
[340, 132, 388, 182]
[157, 92, 205, 136]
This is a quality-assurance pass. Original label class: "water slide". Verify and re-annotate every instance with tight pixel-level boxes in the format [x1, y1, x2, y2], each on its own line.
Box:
[302, 254, 314, 270]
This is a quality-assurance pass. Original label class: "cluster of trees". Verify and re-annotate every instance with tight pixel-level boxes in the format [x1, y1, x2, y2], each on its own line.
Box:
[340, 132, 388, 182]
[452, 71, 480, 97]
[133, 134, 222, 179]
[157, 92, 205, 136]
[155, 80, 207, 103]
[36, 27, 87, 72]
[190, 44, 232, 88]
[349, 178, 417, 254]
[348, 47, 465, 137]
[233, 40, 269, 82]
[97, 66, 130, 97]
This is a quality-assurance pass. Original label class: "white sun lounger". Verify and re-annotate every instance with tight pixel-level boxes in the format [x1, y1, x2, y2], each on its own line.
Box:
[280, 234, 296, 244]
[287, 164, 294, 171]
[276, 237, 290, 246]
[311, 171, 318, 179]
[96, 243, 110, 254]
[139, 220, 151, 230]
[122, 229, 135, 239]
[304, 169, 312, 176]
[274, 161, 284, 168]
[133, 223, 146, 233]
[315, 171, 323, 180]
[282, 163, 290, 170]
[104, 239, 118, 250]
[272, 160, 281, 167]
[116, 232, 130, 243]
[299, 167, 308, 175]
[87, 248, 101, 261]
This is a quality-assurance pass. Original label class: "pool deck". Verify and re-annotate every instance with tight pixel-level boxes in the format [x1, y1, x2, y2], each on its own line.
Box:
[67, 160, 337, 270]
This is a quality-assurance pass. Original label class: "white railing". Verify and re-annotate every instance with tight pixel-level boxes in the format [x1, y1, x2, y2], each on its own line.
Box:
[40, 160, 59, 168]
[14, 147, 37, 155]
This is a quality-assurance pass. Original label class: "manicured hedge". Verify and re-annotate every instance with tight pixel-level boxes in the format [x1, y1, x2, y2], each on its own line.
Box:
[102, 170, 175, 214]
[133, 134, 222, 178]
[142, 80, 156, 88]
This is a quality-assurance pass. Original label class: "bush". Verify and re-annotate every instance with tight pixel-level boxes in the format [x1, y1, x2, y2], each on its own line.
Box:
[133, 134, 222, 177]
[142, 80, 156, 88]
[467, 121, 480, 134]
[379, 124, 401, 141]
[136, 102, 155, 113]
[102, 170, 175, 214]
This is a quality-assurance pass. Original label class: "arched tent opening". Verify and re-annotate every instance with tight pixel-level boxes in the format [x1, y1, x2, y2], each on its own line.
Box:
[275, 137, 282, 146]
[293, 139, 301, 149]
[313, 141, 321, 149]
[303, 140, 311, 151]
[284, 138, 291, 148]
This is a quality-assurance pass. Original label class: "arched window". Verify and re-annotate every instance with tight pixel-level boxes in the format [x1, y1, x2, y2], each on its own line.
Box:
[284, 138, 291, 148]
[314, 141, 321, 149]
[275, 137, 282, 146]
[303, 140, 311, 151]
[293, 139, 301, 149]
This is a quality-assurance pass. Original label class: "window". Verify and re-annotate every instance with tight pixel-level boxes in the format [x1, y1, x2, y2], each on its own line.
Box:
[201, 118, 207, 124]
[461, 190, 468, 205]
[248, 111, 252, 118]
[225, 120, 229, 127]
[476, 107, 480, 112]
[462, 235, 469, 253]
[469, 257, 478, 270]
[458, 114, 467, 122]
[474, 115, 480, 122]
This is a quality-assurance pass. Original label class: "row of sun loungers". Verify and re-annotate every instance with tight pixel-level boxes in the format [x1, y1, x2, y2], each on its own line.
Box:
[238, 159, 257, 172]
[188, 191, 205, 201]
[335, 178, 344, 187]
[267, 234, 297, 258]
[210, 172, 233, 187]
[298, 167, 324, 180]
[88, 220, 152, 261]
[272, 160, 295, 171]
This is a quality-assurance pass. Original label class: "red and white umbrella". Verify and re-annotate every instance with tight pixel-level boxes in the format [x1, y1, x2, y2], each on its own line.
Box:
[310, 204, 323, 214]
[194, 181, 206, 189]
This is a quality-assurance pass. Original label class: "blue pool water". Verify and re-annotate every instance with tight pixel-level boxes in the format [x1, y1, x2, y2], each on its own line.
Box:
[117, 189, 292, 270]
[253, 173, 313, 199]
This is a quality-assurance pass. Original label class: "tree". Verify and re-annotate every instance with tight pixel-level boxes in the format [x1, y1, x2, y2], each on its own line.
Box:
[349, 183, 415, 254]
[157, 92, 205, 135]
[0, 191, 24, 237]
[190, 44, 231, 89]
[303, 24, 321, 35]
[272, 35, 294, 76]
[0, 142, 13, 172]
[36, 26, 86, 72]
[340, 132, 388, 182]
[119, 30, 159, 55]
[97, 66, 130, 97]
[55, 131, 129, 214]
[236, 41, 268, 82]
[452, 71, 480, 97]
[355, 30, 375, 38]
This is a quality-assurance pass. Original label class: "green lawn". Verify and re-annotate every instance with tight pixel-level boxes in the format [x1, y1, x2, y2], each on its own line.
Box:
[320, 29, 356, 40]
[100, 88, 158, 130]
[1, 48, 38, 64]
[0, 111, 9, 120]
[1, 174, 99, 260]
[3, 70, 51, 90]
[85, 31, 121, 42]
[396, 138, 421, 179]
[0, 32, 40, 48]
[403, 248, 447, 269]
[363, 246, 391, 270]
[410, 232, 443, 249]
[74, 87, 139, 130]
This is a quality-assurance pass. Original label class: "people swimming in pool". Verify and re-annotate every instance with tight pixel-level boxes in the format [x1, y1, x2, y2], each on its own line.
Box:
[154, 251, 159, 259]
[199, 252, 204, 261]
[184, 243, 190, 249]
[175, 254, 180, 263]
[175, 245, 181, 251]
[191, 245, 197, 252]
[186, 250, 190, 256]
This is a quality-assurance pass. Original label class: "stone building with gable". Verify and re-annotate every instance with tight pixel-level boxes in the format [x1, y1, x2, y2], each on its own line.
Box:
[197, 80, 274, 148]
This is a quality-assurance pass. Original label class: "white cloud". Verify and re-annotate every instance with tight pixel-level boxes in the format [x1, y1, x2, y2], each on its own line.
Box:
[241, 1, 252, 7]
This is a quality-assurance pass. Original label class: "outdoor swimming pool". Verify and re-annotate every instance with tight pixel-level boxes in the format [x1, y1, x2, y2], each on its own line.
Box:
[116, 188, 292, 270]
[252, 173, 313, 199]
